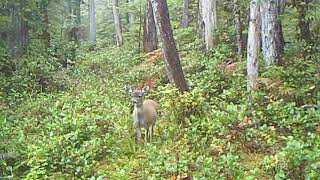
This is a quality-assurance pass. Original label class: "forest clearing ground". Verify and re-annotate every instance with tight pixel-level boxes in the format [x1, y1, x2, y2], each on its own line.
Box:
[77, 47, 263, 179]
[2, 44, 319, 179]
[75, 47, 188, 178]
[1, 0, 320, 178]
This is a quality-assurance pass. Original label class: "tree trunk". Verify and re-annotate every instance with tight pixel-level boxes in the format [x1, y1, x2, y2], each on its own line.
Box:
[277, 0, 287, 14]
[41, 1, 50, 48]
[129, 0, 135, 24]
[247, 0, 261, 91]
[181, 0, 189, 28]
[234, 0, 243, 57]
[151, 0, 189, 92]
[65, 0, 83, 42]
[143, 0, 157, 53]
[296, 0, 312, 42]
[126, 0, 135, 26]
[198, 0, 217, 50]
[72, 0, 81, 25]
[63, 0, 71, 39]
[276, 0, 285, 55]
[89, 0, 96, 47]
[72, 0, 83, 41]
[260, 0, 284, 66]
[112, 0, 124, 46]
[9, 2, 28, 57]
[138, 1, 143, 50]
[126, 0, 130, 24]
[298, 16, 312, 42]
[197, 1, 205, 44]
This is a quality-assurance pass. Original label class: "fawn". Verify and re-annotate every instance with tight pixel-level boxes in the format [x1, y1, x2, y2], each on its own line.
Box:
[125, 86, 158, 142]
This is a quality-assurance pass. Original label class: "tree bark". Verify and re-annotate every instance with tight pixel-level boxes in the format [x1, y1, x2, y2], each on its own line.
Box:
[181, 0, 189, 28]
[260, 0, 284, 66]
[298, 16, 312, 42]
[9, 2, 28, 57]
[247, 0, 261, 91]
[72, 0, 81, 25]
[151, 0, 189, 92]
[296, 0, 312, 42]
[276, 0, 285, 55]
[198, 0, 217, 50]
[197, 1, 205, 45]
[143, 0, 157, 53]
[112, 0, 124, 46]
[234, 0, 243, 57]
[73, 0, 83, 41]
[129, 0, 135, 24]
[65, 0, 83, 42]
[89, 0, 96, 47]
[126, 0, 135, 26]
[41, 1, 50, 47]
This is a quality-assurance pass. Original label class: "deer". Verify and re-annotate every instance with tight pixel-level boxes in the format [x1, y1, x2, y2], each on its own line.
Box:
[125, 86, 158, 142]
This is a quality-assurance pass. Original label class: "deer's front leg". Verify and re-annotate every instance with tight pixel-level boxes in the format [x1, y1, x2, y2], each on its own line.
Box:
[136, 128, 141, 142]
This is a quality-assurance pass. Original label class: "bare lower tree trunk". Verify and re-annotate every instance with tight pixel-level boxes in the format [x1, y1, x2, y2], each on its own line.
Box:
[129, 0, 135, 24]
[72, 0, 81, 25]
[143, 0, 157, 53]
[151, 0, 189, 92]
[234, 0, 243, 57]
[9, 2, 28, 57]
[296, 0, 312, 42]
[41, 1, 50, 48]
[298, 16, 312, 42]
[89, 0, 96, 47]
[112, 0, 124, 46]
[64, 0, 83, 42]
[138, 2, 143, 50]
[276, 0, 285, 54]
[247, 0, 261, 91]
[197, 2, 205, 41]
[181, 0, 189, 28]
[151, 1, 161, 47]
[213, 0, 217, 29]
[72, 0, 83, 41]
[198, 0, 217, 50]
[126, 0, 130, 24]
[261, 0, 284, 66]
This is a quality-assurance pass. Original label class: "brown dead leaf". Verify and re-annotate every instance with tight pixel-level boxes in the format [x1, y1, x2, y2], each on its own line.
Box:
[171, 175, 177, 180]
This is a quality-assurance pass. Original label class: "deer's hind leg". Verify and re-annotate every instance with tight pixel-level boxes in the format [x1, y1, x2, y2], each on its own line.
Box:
[150, 126, 154, 142]
[145, 128, 149, 142]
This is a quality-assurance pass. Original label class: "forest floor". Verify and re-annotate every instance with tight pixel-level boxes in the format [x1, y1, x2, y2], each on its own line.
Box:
[1, 42, 320, 179]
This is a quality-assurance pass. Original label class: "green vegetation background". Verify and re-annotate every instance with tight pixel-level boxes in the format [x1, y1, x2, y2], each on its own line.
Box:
[0, 0, 320, 179]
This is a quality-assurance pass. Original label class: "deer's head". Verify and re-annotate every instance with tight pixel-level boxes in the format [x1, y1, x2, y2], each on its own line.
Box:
[125, 86, 150, 107]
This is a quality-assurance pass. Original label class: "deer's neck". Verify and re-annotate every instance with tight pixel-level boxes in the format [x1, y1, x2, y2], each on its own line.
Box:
[134, 103, 143, 111]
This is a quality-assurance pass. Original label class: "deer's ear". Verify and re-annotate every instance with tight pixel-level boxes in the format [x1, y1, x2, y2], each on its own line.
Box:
[142, 86, 150, 94]
[125, 85, 133, 93]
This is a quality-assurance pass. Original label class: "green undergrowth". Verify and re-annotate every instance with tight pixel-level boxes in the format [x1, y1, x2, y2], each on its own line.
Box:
[1, 39, 320, 179]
